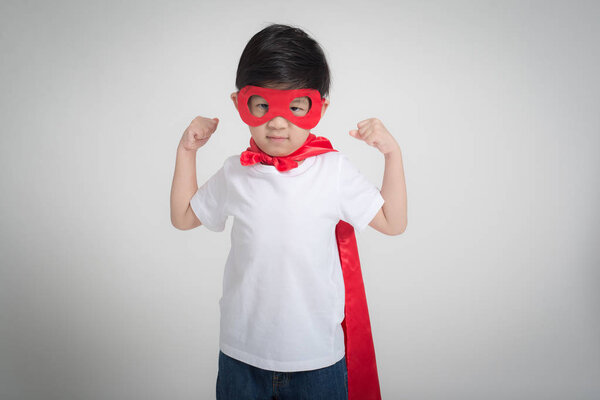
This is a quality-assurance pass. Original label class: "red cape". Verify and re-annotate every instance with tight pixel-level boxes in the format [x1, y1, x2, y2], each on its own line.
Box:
[240, 133, 382, 399]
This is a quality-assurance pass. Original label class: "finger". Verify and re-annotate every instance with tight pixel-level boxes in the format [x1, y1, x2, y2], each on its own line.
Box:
[366, 136, 378, 146]
[207, 123, 219, 134]
[349, 129, 360, 138]
[194, 130, 209, 140]
[357, 119, 371, 128]
[361, 130, 373, 141]
[358, 126, 373, 138]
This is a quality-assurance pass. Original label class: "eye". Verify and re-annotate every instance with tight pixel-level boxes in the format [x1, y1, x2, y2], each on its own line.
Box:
[258, 103, 268, 109]
[289, 96, 311, 115]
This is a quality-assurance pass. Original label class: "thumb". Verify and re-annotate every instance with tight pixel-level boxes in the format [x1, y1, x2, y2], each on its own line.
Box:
[210, 117, 219, 132]
[349, 129, 359, 138]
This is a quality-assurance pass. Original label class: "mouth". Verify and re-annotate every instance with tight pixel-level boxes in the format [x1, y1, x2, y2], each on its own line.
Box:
[267, 136, 288, 141]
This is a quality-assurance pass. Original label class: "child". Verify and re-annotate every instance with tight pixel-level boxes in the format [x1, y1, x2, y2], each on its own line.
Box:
[170, 24, 407, 400]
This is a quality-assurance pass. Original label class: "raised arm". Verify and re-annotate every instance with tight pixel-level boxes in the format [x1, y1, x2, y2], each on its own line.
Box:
[349, 118, 407, 235]
[371, 147, 407, 234]
[170, 116, 219, 230]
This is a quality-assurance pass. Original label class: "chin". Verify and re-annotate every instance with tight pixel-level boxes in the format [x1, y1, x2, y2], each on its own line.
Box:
[270, 149, 291, 157]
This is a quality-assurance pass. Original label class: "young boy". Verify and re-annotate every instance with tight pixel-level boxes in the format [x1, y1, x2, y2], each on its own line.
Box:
[170, 24, 407, 400]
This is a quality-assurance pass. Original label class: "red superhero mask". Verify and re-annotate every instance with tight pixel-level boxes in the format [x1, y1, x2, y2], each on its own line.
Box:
[236, 85, 326, 130]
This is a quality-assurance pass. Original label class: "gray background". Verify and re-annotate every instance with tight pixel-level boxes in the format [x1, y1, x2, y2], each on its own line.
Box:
[1, 0, 599, 399]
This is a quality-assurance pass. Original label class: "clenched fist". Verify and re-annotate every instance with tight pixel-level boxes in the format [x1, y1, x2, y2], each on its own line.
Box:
[179, 116, 220, 151]
[349, 118, 400, 155]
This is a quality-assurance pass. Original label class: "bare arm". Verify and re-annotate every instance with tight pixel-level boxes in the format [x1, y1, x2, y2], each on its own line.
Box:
[368, 146, 407, 235]
[170, 143, 202, 230]
[349, 117, 407, 236]
[170, 116, 219, 230]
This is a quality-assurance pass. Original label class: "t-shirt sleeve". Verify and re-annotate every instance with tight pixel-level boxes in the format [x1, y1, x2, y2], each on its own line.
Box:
[338, 154, 385, 233]
[189, 164, 228, 232]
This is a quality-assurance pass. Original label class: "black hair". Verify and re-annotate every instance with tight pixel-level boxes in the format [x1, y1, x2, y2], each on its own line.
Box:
[235, 23, 331, 99]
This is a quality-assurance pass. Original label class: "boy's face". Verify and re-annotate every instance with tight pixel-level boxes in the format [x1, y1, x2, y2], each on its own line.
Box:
[231, 84, 330, 157]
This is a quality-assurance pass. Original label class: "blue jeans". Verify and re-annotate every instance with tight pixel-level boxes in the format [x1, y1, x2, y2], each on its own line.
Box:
[216, 350, 348, 400]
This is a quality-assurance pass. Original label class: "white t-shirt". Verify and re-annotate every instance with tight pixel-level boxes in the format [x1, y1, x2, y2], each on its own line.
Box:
[190, 150, 384, 372]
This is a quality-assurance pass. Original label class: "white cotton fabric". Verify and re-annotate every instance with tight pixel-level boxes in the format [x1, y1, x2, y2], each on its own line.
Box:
[190, 151, 384, 372]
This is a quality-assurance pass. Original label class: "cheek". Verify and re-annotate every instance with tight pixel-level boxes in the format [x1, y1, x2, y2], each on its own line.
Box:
[289, 125, 308, 140]
[249, 127, 265, 139]
[294, 131, 310, 144]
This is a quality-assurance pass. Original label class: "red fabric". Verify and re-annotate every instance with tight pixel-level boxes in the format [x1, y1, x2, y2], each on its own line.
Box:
[239, 133, 382, 400]
[336, 221, 382, 400]
[236, 85, 326, 130]
[240, 133, 336, 172]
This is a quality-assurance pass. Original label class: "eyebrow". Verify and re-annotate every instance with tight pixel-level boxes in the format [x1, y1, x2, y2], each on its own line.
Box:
[291, 97, 309, 103]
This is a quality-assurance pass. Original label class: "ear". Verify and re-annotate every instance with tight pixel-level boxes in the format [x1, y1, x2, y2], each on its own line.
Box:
[230, 92, 239, 111]
[320, 98, 330, 118]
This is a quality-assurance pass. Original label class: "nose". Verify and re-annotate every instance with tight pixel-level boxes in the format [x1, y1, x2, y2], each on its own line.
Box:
[267, 115, 288, 129]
